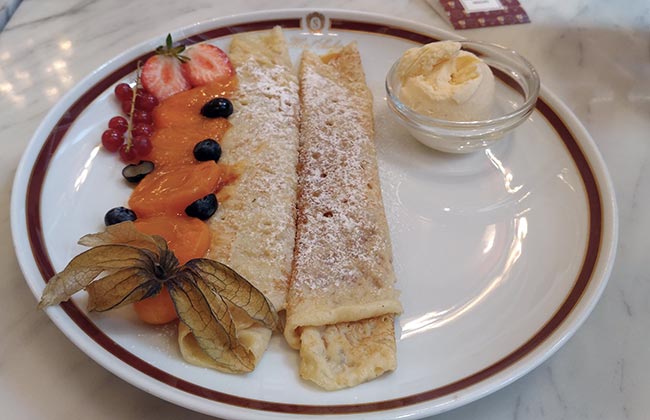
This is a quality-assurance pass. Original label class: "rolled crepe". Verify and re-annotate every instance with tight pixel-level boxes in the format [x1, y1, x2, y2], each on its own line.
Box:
[284, 44, 402, 389]
[178, 27, 300, 372]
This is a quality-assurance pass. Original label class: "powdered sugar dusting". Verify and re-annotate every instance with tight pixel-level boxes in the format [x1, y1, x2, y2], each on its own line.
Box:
[209, 59, 299, 310]
[291, 63, 396, 297]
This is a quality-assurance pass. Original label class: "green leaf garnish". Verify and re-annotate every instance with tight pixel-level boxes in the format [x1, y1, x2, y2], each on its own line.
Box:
[154, 33, 190, 63]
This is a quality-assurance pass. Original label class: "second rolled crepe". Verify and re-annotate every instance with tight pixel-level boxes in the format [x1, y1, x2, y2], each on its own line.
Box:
[285, 44, 402, 390]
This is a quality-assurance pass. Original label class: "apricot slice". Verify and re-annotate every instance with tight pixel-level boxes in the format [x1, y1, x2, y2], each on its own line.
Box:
[148, 119, 230, 167]
[134, 215, 211, 264]
[129, 161, 224, 218]
[153, 80, 236, 129]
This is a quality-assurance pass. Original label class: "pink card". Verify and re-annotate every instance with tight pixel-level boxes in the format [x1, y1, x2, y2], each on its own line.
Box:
[427, 0, 531, 30]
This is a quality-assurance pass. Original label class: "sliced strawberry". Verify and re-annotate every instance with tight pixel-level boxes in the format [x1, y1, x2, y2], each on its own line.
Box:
[141, 55, 191, 102]
[181, 44, 235, 87]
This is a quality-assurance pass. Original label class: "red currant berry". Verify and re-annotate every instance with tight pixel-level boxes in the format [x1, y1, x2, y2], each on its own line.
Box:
[132, 109, 153, 124]
[121, 100, 133, 115]
[101, 129, 124, 152]
[119, 143, 139, 163]
[114, 83, 133, 102]
[135, 92, 159, 112]
[108, 116, 128, 133]
[132, 136, 152, 157]
[132, 123, 153, 138]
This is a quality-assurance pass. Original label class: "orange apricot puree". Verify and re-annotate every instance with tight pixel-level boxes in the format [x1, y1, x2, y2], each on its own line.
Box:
[134, 215, 210, 264]
[147, 120, 230, 167]
[129, 161, 230, 218]
[153, 80, 236, 128]
[130, 78, 237, 324]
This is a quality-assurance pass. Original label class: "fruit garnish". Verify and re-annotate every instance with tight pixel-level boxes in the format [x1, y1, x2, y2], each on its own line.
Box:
[103, 62, 157, 163]
[114, 83, 133, 102]
[122, 161, 154, 183]
[193, 139, 222, 163]
[120, 100, 134, 115]
[108, 116, 129, 133]
[104, 206, 137, 226]
[185, 193, 218, 220]
[128, 161, 225, 218]
[118, 142, 138, 162]
[200, 97, 233, 118]
[38, 222, 280, 373]
[131, 135, 153, 157]
[134, 91, 159, 112]
[132, 123, 153, 138]
[147, 121, 230, 167]
[142, 34, 192, 101]
[131, 215, 212, 325]
[152, 82, 236, 128]
[133, 285, 178, 325]
[101, 129, 124, 152]
[181, 43, 235, 87]
[132, 109, 153, 125]
[134, 215, 211, 265]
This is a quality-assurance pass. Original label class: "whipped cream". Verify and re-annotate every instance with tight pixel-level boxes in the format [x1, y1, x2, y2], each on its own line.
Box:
[396, 41, 495, 121]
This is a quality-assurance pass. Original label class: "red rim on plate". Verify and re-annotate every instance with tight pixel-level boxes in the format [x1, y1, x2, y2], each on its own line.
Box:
[23, 16, 602, 415]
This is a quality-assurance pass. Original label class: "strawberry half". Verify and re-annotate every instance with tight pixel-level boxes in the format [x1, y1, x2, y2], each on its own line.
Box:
[141, 34, 192, 101]
[181, 44, 235, 87]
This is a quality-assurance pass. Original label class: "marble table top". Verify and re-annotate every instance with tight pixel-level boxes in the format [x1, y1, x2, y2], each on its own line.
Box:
[1, 0, 648, 419]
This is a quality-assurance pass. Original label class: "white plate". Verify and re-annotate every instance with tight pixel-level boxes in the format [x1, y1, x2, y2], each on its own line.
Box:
[10, 9, 617, 420]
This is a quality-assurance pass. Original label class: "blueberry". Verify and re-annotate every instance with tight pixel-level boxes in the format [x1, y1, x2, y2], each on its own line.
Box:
[185, 194, 218, 220]
[193, 139, 222, 163]
[200, 98, 233, 118]
[104, 206, 137, 226]
[122, 160, 154, 183]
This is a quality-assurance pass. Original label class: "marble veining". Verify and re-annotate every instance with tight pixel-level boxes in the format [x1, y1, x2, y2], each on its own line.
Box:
[1, 0, 649, 419]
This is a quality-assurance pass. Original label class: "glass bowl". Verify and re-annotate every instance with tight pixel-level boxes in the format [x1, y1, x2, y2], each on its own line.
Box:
[385, 40, 540, 154]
